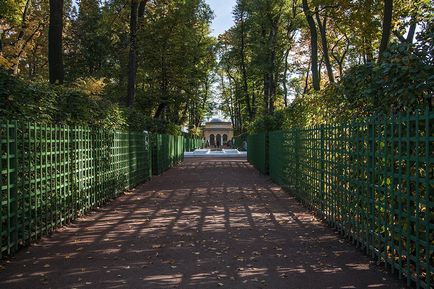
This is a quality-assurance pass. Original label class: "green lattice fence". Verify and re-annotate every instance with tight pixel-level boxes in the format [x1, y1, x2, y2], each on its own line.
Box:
[247, 132, 268, 174]
[151, 134, 185, 175]
[269, 130, 287, 185]
[0, 121, 152, 258]
[267, 110, 433, 289]
[184, 137, 203, 152]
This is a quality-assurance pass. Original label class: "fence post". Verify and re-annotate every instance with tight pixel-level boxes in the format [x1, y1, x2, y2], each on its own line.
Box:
[294, 128, 300, 194]
[320, 124, 325, 214]
[265, 132, 269, 175]
[368, 121, 375, 257]
[423, 107, 431, 289]
[4, 121, 19, 255]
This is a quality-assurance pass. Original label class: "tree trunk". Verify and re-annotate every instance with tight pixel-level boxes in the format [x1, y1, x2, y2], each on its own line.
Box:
[154, 102, 166, 119]
[49, 0, 64, 84]
[394, 20, 417, 44]
[302, 0, 320, 91]
[303, 60, 311, 94]
[0, 37, 3, 56]
[15, 23, 44, 76]
[138, 0, 147, 24]
[283, 47, 290, 107]
[315, 10, 334, 83]
[12, 0, 31, 74]
[127, 0, 139, 107]
[263, 72, 269, 113]
[239, 6, 252, 120]
[406, 21, 416, 43]
[17, 0, 31, 43]
[331, 38, 349, 78]
[378, 0, 393, 62]
[268, 21, 278, 114]
[364, 0, 374, 63]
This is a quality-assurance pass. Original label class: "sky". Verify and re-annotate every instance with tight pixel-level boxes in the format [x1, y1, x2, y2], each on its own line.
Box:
[205, 0, 236, 37]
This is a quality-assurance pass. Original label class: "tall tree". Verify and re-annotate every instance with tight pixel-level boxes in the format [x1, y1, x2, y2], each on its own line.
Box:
[49, 0, 64, 84]
[302, 0, 320, 90]
[315, 7, 334, 83]
[378, 0, 393, 62]
[127, 0, 139, 107]
[234, 0, 253, 120]
[69, 0, 108, 77]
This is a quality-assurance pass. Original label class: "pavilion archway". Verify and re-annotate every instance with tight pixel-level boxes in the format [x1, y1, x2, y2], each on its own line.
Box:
[210, 134, 215, 146]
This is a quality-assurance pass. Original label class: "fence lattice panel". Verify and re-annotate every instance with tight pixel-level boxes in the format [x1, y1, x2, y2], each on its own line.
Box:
[249, 110, 434, 288]
[0, 122, 154, 257]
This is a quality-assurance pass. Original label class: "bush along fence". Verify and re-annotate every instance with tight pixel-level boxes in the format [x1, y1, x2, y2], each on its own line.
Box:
[249, 109, 434, 289]
[0, 121, 194, 258]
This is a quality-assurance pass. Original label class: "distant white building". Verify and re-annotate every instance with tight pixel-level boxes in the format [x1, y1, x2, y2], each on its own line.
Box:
[202, 118, 234, 148]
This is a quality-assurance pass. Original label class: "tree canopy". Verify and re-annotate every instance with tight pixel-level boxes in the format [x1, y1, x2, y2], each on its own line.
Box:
[216, 0, 433, 133]
[1, 0, 216, 135]
[0, 0, 432, 135]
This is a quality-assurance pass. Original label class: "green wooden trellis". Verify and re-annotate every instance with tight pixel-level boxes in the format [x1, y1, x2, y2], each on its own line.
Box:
[249, 110, 433, 289]
[0, 122, 154, 258]
[184, 137, 204, 152]
[0, 122, 195, 258]
[151, 134, 186, 175]
[247, 132, 268, 174]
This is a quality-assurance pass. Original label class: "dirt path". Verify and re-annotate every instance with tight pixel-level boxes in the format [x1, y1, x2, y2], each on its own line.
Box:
[0, 158, 404, 289]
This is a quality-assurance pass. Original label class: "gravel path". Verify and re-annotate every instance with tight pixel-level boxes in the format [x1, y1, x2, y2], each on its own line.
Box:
[0, 158, 404, 289]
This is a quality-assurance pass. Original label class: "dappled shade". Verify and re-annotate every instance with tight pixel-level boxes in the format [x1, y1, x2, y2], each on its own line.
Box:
[0, 159, 403, 289]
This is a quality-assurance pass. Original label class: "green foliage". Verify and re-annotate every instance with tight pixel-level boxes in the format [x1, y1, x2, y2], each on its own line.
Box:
[248, 39, 433, 133]
[0, 0, 27, 23]
[248, 110, 286, 133]
[65, 0, 112, 79]
[0, 68, 57, 122]
[219, 0, 433, 135]
[0, 68, 185, 133]
[188, 126, 202, 138]
[334, 43, 433, 116]
[2, 0, 432, 136]
[218, 0, 297, 131]
[136, 0, 216, 126]
[1, 0, 215, 135]
[283, 91, 330, 128]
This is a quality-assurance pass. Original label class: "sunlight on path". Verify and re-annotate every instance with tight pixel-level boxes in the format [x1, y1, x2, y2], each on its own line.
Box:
[0, 158, 404, 289]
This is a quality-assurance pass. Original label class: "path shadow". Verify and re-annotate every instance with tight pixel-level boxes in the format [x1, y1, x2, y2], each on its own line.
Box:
[0, 158, 405, 289]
